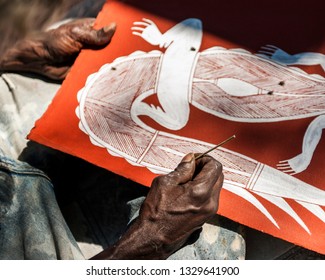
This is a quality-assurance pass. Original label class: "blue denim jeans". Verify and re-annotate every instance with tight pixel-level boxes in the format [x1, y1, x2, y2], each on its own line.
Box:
[0, 155, 84, 259]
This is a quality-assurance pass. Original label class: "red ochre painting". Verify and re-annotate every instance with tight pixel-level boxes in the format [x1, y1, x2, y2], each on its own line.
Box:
[28, 0, 325, 254]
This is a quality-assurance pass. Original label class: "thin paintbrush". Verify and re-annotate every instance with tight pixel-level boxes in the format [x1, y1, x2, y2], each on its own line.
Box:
[195, 135, 236, 160]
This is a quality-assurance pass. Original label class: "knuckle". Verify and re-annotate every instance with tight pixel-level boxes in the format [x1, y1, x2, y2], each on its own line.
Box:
[152, 174, 171, 187]
[190, 186, 207, 200]
[152, 175, 163, 186]
[189, 185, 210, 205]
[203, 201, 218, 215]
[189, 199, 217, 217]
[207, 156, 221, 169]
[207, 159, 222, 178]
[214, 159, 222, 170]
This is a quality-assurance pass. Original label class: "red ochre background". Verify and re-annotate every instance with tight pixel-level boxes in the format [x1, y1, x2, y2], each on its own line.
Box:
[28, 0, 325, 254]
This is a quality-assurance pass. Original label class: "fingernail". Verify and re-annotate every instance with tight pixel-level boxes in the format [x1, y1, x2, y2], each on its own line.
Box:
[104, 22, 117, 33]
[181, 153, 194, 163]
[89, 19, 96, 27]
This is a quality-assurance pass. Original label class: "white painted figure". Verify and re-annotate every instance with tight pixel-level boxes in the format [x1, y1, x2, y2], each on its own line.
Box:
[77, 18, 325, 234]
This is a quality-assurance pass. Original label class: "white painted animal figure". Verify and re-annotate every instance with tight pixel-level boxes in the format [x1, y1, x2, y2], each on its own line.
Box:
[76, 18, 325, 234]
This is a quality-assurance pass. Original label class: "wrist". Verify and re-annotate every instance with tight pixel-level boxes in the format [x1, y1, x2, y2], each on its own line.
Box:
[91, 218, 174, 260]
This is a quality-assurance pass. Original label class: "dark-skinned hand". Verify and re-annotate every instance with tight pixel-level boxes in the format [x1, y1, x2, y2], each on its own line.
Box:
[0, 18, 116, 80]
[92, 153, 224, 259]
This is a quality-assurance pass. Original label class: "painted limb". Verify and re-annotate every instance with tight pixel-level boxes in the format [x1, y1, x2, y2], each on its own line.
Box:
[258, 45, 325, 71]
[252, 165, 325, 206]
[131, 18, 164, 46]
[296, 200, 325, 223]
[223, 182, 279, 229]
[277, 115, 325, 174]
[131, 18, 202, 49]
[131, 90, 183, 131]
[254, 192, 310, 234]
[132, 19, 203, 130]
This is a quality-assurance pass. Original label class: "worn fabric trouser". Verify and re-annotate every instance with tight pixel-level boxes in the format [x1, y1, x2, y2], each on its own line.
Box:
[0, 155, 84, 259]
[0, 73, 83, 259]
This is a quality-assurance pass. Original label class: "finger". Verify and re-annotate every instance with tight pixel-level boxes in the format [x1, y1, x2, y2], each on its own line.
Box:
[167, 153, 196, 185]
[133, 21, 150, 27]
[192, 155, 223, 187]
[212, 171, 224, 198]
[205, 172, 224, 214]
[188, 157, 223, 210]
[131, 27, 145, 32]
[143, 18, 154, 25]
[76, 22, 117, 46]
[132, 32, 143, 37]
[93, 22, 117, 45]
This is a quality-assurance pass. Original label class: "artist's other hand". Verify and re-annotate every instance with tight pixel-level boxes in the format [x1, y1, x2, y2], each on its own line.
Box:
[0, 18, 116, 80]
[92, 153, 223, 259]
